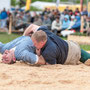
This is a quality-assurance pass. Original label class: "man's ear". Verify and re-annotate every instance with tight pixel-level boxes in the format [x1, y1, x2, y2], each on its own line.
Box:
[41, 41, 44, 45]
[41, 41, 46, 46]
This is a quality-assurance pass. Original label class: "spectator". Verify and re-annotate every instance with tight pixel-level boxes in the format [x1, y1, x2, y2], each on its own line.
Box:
[42, 8, 48, 16]
[7, 9, 10, 16]
[81, 8, 88, 16]
[65, 6, 69, 12]
[47, 8, 51, 15]
[71, 15, 81, 32]
[60, 9, 69, 22]
[33, 15, 43, 26]
[69, 9, 73, 16]
[49, 10, 56, 22]
[75, 8, 80, 16]
[1, 8, 8, 28]
[60, 15, 76, 37]
[67, 15, 76, 30]
[30, 12, 37, 23]
[42, 14, 51, 30]
[54, 8, 60, 16]
[61, 15, 70, 30]
[51, 16, 62, 35]
[25, 11, 31, 23]
[83, 15, 89, 34]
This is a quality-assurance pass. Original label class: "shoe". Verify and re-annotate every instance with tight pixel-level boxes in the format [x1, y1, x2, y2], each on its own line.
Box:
[85, 59, 90, 66]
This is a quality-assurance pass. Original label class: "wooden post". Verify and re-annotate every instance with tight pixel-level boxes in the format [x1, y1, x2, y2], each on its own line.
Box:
[8, 15, 12, 34]
[80, 0, 84, 33]
[80, 16, 84, 33]
[80, 0, 83, 11]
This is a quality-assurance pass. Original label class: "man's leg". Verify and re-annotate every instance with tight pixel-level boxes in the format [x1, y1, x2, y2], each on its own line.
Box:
[0, 42, 4, 53]
[0, 36, 25, 54]
[80, 49, 90, 63]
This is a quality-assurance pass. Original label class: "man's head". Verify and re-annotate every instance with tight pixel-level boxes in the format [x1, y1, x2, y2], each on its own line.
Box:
[44, 15, 48, 20]
[31, 30, 47, 49]
[2, 50, 16, 64]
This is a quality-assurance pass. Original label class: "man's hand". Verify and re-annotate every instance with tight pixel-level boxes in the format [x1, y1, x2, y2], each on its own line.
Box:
[2, 50, 16, 64]
[36, 49, 41, 56]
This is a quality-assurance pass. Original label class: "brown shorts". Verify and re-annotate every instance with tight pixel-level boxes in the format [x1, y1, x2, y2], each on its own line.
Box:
[64, 40, 81, 65]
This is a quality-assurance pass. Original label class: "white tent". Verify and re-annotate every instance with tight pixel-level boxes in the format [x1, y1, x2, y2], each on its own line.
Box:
[22, 1, 57, 10]
[31, 1, 56, 10]
[21, 1, 78, 11]
[0, 0, 11, 11]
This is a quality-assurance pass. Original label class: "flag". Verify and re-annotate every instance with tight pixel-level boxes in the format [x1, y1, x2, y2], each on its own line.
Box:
[25, 0, 31, 11]
[56, 0, 60, 7]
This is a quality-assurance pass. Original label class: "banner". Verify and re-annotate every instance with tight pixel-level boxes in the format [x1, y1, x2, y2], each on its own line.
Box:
[25, 0, 31, 11]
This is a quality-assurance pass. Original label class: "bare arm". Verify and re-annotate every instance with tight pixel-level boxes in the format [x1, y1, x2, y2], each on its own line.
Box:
[35, 49, 48, 65]
[36, 55, 46, 65]
[23, 24, 40, 36]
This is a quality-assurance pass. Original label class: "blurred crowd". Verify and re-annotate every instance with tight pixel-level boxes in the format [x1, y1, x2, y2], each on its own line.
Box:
[0, 6, 90, 36]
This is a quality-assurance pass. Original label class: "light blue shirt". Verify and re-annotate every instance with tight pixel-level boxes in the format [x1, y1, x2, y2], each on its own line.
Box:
[0, 36, 38, 64]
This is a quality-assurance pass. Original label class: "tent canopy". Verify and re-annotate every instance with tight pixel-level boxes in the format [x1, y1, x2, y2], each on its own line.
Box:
[0, 0, 11, 11]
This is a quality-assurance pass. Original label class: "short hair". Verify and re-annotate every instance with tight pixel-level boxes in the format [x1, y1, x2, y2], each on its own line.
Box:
[55, 16, 60, 19]
[32, 30, 47, 43]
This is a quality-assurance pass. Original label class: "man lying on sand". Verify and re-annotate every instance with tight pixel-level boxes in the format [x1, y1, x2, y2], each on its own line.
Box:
[0, 35, 45, 65]
[0, 24, 90, 65]
[24, 24, 90, 65]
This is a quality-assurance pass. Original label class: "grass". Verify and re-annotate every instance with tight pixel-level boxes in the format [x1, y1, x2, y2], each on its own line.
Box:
[30, 6, 42, 11]
[72, 32, 87, 36]
[80, 45, 90, 51]
[31, 0, 81, 3]
[0, 32, 21, 43]
[0, 32, 90, 51]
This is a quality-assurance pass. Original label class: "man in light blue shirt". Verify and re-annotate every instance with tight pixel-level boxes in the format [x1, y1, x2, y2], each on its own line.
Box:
[0, 36, 45, 64]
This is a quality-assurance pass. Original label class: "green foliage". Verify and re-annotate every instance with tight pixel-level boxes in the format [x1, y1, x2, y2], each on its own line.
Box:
[30, 6, 41, 11]
[76, 0, 80, 4]
[11, 0, 83, 7]
[11, 0, 88, 9]
[11, 0, 89, 7]
[0, 32, 21, 43]
[72, 32, 87, 36]
[80, 45, 90, 51]
[61, 36, 67, 40]
[31, 0, 53, 3]
[11, 0, 16, 6]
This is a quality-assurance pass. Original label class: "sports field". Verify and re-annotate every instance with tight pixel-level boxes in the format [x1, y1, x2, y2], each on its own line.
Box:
[0, 32, 90, 90]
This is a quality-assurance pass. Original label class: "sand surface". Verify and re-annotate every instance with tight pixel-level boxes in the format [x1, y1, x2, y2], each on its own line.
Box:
[68, 35, 90, 45]
[0, 54, 90, 90]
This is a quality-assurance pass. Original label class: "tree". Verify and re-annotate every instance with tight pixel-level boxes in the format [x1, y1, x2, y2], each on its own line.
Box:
[11, 0, 16, 6]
